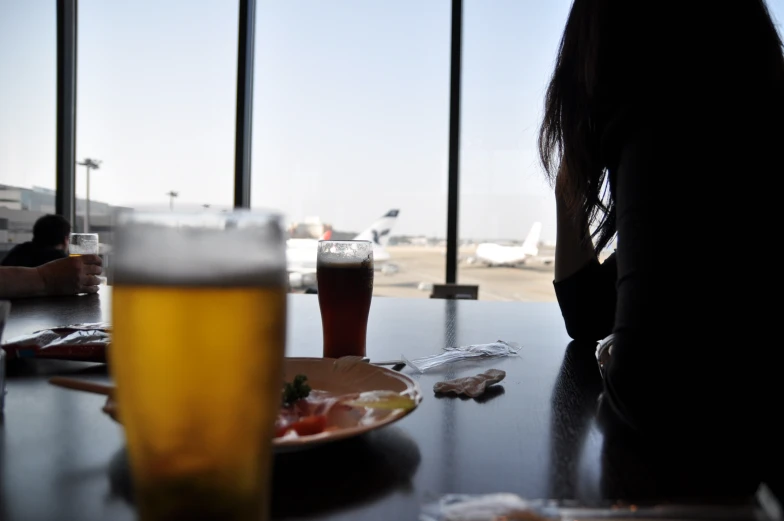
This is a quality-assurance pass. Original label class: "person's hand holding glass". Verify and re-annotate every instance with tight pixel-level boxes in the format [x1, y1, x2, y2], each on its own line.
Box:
[68, 233, 105, 286]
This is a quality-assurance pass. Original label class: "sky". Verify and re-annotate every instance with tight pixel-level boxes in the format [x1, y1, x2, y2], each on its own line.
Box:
[1, 0, 784, 242]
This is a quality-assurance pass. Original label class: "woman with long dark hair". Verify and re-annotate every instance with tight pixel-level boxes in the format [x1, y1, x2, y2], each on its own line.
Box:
[541, 0, 783, 490]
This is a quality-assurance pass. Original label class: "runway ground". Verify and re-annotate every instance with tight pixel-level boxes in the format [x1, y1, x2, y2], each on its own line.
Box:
[373, 245, 559, 301]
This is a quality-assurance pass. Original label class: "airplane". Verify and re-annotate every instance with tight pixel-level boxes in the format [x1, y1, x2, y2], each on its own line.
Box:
[287, 209, 400, 289]
[466, 221, 546, 267]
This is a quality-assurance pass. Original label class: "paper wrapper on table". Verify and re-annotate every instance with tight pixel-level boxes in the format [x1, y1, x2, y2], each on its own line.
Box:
[419, 494, 552, 521]
[403, 341, 521, 373]
[419, 490, 782, 521]
[1, 323, 110, 362]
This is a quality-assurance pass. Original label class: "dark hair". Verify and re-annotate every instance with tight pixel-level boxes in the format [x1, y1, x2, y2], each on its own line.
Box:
[539, 0, 784, 254]
[32, 214, 71, 248]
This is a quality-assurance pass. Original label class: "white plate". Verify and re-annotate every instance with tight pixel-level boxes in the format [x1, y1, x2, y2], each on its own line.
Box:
[274, 357, 422, 452]
[99, 356, 423, 453]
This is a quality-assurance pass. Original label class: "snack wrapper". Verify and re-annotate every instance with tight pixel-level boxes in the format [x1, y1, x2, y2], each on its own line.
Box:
[403, 341, 521, 373]
[1, 322, 110, 363]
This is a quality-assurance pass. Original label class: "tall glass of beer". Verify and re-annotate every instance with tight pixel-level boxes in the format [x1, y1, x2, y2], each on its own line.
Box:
[69, 232, 99, 256]
[110, 210, 287, 521]
[317, 240, 373, 358]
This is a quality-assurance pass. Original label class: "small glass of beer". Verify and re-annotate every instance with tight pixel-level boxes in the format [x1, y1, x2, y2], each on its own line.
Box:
[110, 210, 287, 521]
[317, 240, 373, 358]
[69, 232, 99, 256]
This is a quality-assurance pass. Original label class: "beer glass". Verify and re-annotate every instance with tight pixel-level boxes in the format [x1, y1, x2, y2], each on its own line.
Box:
[69, 233, 98, 256]
[316, 240, 373, 358]
[110, 210, 287, 521]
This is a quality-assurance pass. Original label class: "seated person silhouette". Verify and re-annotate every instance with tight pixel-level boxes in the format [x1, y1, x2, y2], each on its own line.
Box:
[1, 214, 71, 268]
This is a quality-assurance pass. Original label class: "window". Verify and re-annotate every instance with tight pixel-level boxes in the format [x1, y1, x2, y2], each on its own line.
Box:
[252, 0, 451, 297]
[76, 0, 239, 242]
[458, 0, 572, 301]
[0, 1, 57, 249]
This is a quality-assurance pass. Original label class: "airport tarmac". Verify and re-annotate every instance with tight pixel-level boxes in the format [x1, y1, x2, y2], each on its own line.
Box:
[373, 245, 559, 301]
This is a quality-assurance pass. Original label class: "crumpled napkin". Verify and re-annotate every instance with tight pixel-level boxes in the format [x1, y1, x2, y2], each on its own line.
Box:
[433, 369, 506, 398]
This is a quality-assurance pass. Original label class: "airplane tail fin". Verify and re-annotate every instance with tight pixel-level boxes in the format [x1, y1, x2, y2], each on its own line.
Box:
[353, 209, 399, 247]
[521, 222, 542, 255]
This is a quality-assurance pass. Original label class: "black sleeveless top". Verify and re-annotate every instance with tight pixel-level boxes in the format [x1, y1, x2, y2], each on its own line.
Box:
[552, 92, 782, 476]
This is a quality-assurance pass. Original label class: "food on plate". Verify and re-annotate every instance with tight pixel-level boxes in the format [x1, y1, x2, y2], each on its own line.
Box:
[281, 373, 311, 406]
[274, 374, 417, 439]
[343, 390, 418, 410]
[433, 369, 506, 398]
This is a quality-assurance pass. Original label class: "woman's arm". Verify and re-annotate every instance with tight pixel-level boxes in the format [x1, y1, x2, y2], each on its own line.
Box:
[552, 166, 618, 341]
[554, 190, 595, 283]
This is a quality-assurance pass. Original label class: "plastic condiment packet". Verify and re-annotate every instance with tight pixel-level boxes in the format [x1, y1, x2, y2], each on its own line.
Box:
[402, 340, 521, 373]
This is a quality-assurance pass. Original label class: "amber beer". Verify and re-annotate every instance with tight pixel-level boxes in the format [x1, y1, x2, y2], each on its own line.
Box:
[110, 211, 287, 521]
[112, 284, 285, 520]
[317, 240, 373, 358]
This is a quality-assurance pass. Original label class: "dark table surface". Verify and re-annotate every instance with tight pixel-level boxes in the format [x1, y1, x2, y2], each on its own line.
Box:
[0, 287, 766, 521]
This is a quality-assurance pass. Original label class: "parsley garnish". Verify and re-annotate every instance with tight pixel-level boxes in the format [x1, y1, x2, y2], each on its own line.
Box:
[282, 374, 311, 406]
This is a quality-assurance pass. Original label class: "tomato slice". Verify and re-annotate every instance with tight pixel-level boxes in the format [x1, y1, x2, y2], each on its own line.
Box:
[288, 414, 327, 436]
[274, 421, 291, 438]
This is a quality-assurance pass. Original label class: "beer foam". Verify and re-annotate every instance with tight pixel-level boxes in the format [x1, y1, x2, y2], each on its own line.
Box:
[112, 220, 287, 287]
[317, 241, 372, 266]
[316, 249, 373, 268]
[114, 266, 286, 287]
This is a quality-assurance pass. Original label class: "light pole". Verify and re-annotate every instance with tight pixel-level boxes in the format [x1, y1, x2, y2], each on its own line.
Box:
[77, 158, 101, 232]
[166, 190, 179, 210]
